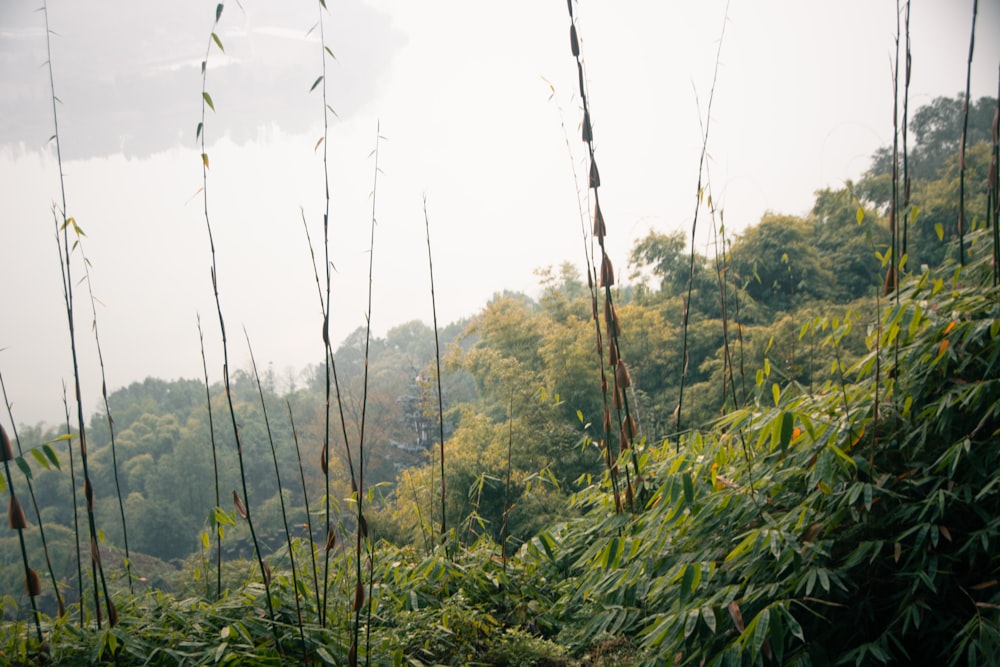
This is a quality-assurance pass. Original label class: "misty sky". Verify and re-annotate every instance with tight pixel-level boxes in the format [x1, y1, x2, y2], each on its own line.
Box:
[1, 0, 998, 427]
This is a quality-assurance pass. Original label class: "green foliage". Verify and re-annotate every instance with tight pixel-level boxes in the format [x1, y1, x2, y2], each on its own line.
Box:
[523, 241, 1000, 665]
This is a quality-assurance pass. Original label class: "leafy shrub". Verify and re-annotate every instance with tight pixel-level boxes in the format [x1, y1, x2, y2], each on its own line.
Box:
[525, 239, 1000, 665]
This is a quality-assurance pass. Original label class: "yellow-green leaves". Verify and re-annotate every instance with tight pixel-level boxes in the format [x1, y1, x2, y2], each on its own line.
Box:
[203, 92, 215, 112]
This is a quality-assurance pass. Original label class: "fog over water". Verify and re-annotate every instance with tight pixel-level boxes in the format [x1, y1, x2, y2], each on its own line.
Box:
[1, 0, 997, 426]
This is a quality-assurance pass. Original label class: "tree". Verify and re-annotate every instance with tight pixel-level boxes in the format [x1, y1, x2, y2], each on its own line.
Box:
[811, 185, 888, 301]
[868, 94, 996, 181]
[728, 214, 836, 313]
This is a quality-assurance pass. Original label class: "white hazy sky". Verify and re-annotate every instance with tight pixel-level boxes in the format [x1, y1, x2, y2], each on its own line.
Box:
[1, 0, 998, 427]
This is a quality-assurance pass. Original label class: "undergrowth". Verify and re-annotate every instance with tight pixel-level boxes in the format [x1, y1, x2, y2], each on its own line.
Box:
[3, 238, 998, 666]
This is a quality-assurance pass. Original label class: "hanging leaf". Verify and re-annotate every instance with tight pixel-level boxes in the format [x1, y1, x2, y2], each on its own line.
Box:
[30, 448, 51, 470]
[203, 91, 216, 112]
[211, 32, 224, 53]
[310, 75, 324, 92]
[42, 443, 61, 469]
[215, 3, 224, 22]
[15, 457, 31, 480]
[201, 153, 210, 170]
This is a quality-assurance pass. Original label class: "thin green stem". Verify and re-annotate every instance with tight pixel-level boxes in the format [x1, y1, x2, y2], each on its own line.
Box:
[422, 197, 447, 541]
[245, 329, 307, 660]
[197, 315, 223, 602]
[198, 1, 277, 638]
[44, 0, 115, 628]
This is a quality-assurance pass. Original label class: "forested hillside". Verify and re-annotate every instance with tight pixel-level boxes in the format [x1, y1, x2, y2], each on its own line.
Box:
[2, 0, 999, 663]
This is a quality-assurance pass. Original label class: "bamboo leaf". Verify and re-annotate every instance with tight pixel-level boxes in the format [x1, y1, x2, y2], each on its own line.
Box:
[684, 608, 700, 638]
[203, 91, 215, 112]
[778, 411, 794, 450]
[15, 456, 32, 480]
[682, 473, 694, 505]
[750, 607, 771, 655]
[30, 448, 50, 470]
[211, 32, 224, 53]
[215, 3, 223, 22]
[681, 565, 695, 600]
[702, 606, 717, 634]
[42, 443, 62, 470]
[310, 75, 323, 92]
[827, 443, 856, 468]
[726, 530, 758, 563]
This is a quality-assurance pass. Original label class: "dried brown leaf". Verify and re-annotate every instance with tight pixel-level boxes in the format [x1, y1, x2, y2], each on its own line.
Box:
[593, 202, 606, 237]
[600, 255, 614, 287]
[232, 490, 248, 520]
[25, 568, 41, 597]
[728, 600, 745, 632]
[615, 360, 631, 389]
[90, 536, 101, 566]
[0, 425, 12, 462]
[353, 580, 365, 611]
[8, 494, 26, 530]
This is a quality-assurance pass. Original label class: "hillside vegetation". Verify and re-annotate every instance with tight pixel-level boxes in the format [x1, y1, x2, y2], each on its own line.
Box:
[2, 1, 999, 664]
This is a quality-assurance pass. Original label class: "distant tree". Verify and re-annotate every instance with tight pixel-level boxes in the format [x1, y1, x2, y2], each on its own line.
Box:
[868, 94, 996, 181]
[728, 214, 836, 312]
[811, 185, 889, 301]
